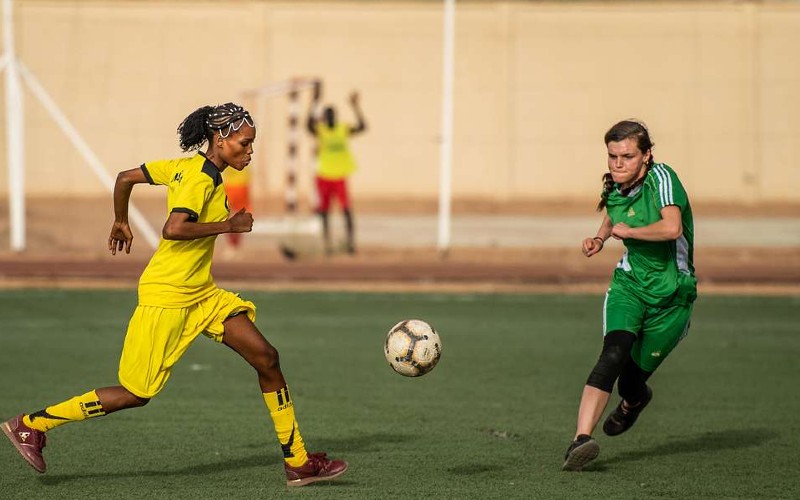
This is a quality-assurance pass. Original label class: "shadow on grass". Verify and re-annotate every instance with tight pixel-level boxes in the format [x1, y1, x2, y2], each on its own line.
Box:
[37, 431, 413, 486]
[448, 464, 504, 476]
[37, 452, 275, 486]
[593, 427, 778, 470]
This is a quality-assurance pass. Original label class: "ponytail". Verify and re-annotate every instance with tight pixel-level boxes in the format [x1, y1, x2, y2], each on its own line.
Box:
[596, 172, 615, 212]
[178, 106, 214, 152]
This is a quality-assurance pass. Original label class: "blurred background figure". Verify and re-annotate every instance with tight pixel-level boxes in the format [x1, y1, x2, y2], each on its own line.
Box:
[307, 81, 367, 256]
[223, 165, 252, 257]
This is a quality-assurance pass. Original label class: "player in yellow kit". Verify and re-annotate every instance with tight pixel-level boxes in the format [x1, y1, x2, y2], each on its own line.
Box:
[307, 82, 367, 255]
[1, 103, 347, 487]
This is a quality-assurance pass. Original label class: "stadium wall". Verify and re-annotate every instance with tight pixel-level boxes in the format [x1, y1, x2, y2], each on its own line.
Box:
[0, 0, 798, 206]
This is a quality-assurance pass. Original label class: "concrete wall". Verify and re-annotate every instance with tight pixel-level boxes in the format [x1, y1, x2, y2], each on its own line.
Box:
[1, 0, 798, 205]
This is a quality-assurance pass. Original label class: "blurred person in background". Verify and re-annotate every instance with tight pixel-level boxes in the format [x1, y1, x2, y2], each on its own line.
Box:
[307, 81, 367, 255]
[2, 102, 347, 487]
[562, 120, 697, 472]
[222, 164, 251, 257]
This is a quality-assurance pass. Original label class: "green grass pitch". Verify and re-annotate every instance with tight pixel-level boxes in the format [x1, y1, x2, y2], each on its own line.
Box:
[1, 289, 798, 499]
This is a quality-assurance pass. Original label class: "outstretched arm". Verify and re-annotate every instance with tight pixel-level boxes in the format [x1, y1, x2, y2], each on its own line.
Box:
[349, 91, 367, 135]
[109, 167, 150, 255]
[162, 207, 253, 241]
[306, 80, 322, 135]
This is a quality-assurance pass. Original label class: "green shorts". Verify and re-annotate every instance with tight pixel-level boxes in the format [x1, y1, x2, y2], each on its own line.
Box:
[603, 285, 692, 372]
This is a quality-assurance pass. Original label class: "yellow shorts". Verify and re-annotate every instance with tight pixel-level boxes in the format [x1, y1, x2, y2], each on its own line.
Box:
[118, 288, 256, 399]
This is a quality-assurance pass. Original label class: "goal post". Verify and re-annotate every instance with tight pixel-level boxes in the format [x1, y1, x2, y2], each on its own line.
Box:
[240, 78, 321, 237]
[1, 0, 160, 252]
[3, 0, 24, 251]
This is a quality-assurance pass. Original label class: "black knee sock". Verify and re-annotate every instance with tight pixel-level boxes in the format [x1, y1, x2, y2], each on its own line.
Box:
[585, 330, 637, 392]
[617, 357, 652, 405]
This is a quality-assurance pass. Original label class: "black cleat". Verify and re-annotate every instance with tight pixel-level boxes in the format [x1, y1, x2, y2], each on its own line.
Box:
[603, 385, 653, 437]
[562, 434, 599, 471]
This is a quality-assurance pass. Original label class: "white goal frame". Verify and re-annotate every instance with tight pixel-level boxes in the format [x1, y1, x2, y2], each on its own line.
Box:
[3, 0, 457, 253]
[2, 0, 159, 252]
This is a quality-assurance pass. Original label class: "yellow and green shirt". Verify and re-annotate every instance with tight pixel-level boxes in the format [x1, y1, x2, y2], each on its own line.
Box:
[138, 152, 229, 307]
[316, 123, 356, 180]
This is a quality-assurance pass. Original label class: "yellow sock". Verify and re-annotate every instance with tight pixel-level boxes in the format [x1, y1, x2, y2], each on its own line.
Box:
[23, 390, 106, 433]
[263, 386, 308, 467]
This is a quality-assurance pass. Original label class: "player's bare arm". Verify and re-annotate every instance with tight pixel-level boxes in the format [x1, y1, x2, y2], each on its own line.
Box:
[349, 91, 367, 135]
[583, 214, 613, 257]
[161, 207, 253, 241]
[306, 80, 322, 135]
[109, 167, 149, 255]
[611, 205, 682, 241]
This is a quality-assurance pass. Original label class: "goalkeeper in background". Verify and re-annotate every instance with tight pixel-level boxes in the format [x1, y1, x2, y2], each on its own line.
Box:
[307, 80, 367, 255]
[2, 102, 348, 487]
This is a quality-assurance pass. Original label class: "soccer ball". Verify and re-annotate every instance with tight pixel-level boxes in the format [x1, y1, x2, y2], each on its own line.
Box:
[384, 319, 442, 377]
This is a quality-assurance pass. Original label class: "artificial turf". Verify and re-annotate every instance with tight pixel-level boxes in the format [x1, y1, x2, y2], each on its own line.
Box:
[1, 289, 798, 499]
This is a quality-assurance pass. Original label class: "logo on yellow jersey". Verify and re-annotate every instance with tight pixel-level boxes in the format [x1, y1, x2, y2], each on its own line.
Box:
[172, 172, 183, 184]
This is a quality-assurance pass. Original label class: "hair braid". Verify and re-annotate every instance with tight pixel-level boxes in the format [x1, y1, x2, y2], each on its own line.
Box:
[177, 102, 254, 152]
[596, 172, 615, 212]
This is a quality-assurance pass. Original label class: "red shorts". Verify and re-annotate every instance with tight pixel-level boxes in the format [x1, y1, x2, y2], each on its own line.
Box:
[315, 177, 350, 212]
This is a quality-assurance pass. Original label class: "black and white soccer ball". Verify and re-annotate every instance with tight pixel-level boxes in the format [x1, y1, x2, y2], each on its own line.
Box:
[384, 319, 442, 377]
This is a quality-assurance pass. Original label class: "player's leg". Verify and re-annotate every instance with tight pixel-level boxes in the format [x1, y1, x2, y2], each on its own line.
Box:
[221, 314, 299, 458]
[1, 305, 181, 473]
[220, 312, 348, 486]
[336, 180, 356, 254]
[602, 356, 653, 436]
[577, 330, 637, 436]
[563, 288, 643, 471]
[315, 177, 333, 255]
[603, 302, 692, 436]
[2, 386, 147, 474]
[563, 330, 637, 471]
[24, 385, 147, 432]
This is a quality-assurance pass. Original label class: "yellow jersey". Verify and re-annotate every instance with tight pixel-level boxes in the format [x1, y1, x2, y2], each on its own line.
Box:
[138, 153, 229, 307]
[316, 123, 356, 180]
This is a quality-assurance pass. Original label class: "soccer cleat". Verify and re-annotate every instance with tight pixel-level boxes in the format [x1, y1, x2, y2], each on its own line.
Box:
[603, 385, 653, 437]
[284, 452, 348, 487]
[2, 414, 47, 473]
[562, 434, 600, 471]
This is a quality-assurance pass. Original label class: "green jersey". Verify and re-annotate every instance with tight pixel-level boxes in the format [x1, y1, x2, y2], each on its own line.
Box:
[605, 163, 696, 307]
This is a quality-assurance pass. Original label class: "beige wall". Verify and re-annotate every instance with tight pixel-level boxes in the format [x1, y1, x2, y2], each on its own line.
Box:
[1, 0, 799, 205]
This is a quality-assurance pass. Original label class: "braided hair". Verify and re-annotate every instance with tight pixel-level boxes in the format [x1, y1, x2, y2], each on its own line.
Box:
[597, 120, 655, 211]
[177, 103, 254, 152]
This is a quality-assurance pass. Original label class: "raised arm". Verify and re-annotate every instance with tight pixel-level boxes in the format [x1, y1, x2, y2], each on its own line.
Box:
[108, 167, 150, 255]
[348, 91, 367, 135]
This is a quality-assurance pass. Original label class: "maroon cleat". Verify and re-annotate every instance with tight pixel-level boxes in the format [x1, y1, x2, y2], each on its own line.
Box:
[284, 452, 348, 487]
[2, 414, 47, 473]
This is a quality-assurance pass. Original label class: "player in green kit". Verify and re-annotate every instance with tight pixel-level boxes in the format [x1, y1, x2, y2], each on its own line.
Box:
[562, 120, 697, 471]
[2, 103, 347, 487]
